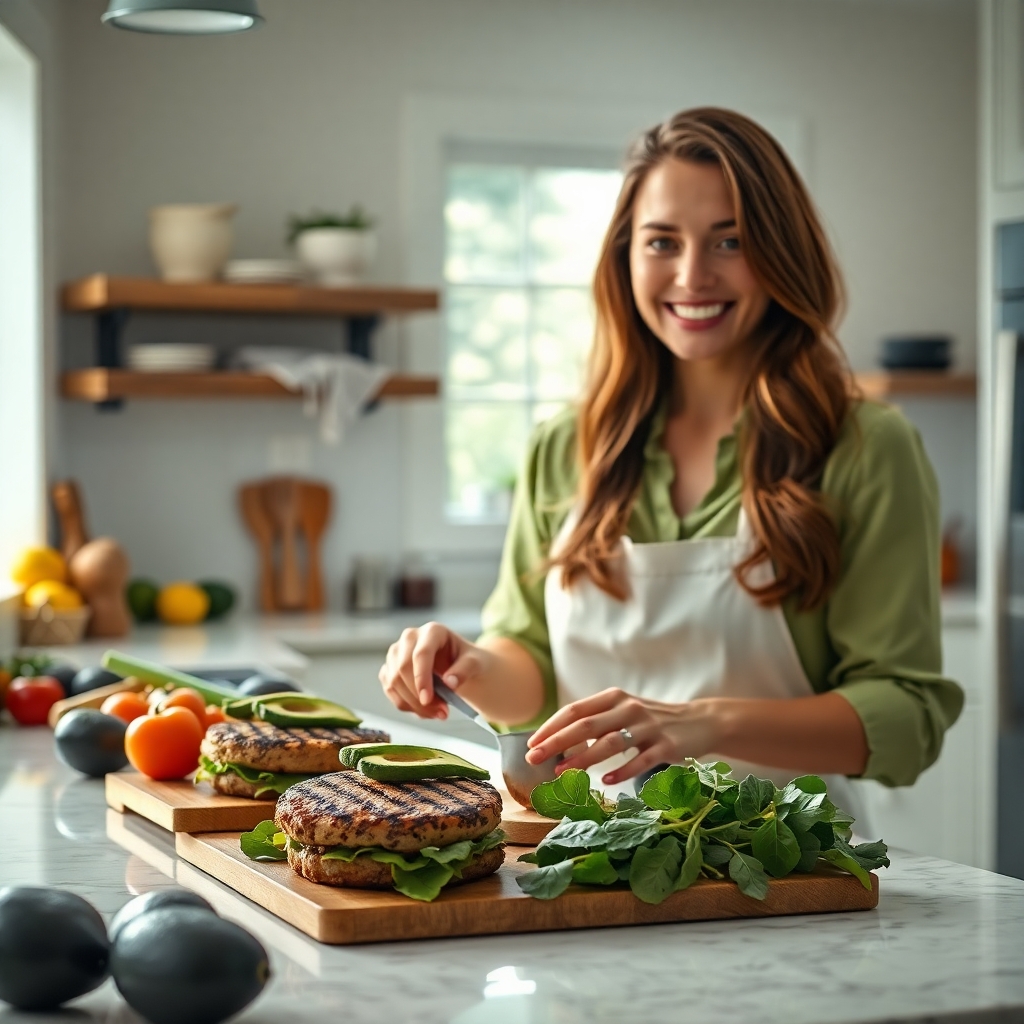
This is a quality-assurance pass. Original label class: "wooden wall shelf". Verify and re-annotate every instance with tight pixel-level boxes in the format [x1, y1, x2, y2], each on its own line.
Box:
[61, 275, 439, 317]
[60, 369, 439, 403]
[854, 371, 976, 400]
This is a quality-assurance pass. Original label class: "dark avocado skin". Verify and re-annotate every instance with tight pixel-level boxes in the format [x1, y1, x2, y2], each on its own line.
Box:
[108, 888, 214, 944]
[0, 887, 109, 1010]
[70, 666, 122, 696]
[47, 663, 78, 695]
[54, 709, 129, 777]
[112, 907, 270, 1024]
[237, 674, 301, 697]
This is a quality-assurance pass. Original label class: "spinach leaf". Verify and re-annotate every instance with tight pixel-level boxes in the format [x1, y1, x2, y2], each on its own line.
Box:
[603, 815, 662, 853]
[696, 760, 734, 790]
[540, 818, 608, 851]
[639, 765, 703, 814]
[701, 842, 733, 868]
[572, 851, 620, 886]
[822, 848, 872, 890]
[751, 817, 801, 877]
[239, 820, 287, 861]
[613, 796, 647, 817]
[729, 851, 770, 901]
[789, 774, 828, 794]
[531, 769, 606, 822]
[793, 826, 821, 873]
[629, 836, 683, 904]
[674, 822, 704, 892]
[809, 820, 836, 850]
[419, 839, 473, 865]
[850, 840, 891, 870]
[533, 844, 575, 867]
[516, 859, 575, 899]
[392, 860, 456, 902]
[735, 775, 775, 822]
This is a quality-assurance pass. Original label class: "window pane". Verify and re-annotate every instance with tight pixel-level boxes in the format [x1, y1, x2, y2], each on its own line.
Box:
[445, 165, 524, 283]
[528, 168, 622, 285]
[446, 402, 529, 518]
[530, 287, 593, 400]
[446, 286, 528, 399]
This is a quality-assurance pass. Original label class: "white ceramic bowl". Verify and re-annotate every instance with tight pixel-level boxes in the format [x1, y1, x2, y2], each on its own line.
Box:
[294, 228, 376, 286]
[149, 203, 237, 282]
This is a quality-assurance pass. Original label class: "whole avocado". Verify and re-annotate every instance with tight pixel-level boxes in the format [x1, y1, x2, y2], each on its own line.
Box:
[54, 709, 128, 777]
[237, 673, 301, 697]
[0, 887, 109, 1010]
[198, 581, 236, 621]
[112, 906, 270, 1024]
[70, 666, 122, 696]
[47, 663, 79, 696]
[108, 888, 215, 944]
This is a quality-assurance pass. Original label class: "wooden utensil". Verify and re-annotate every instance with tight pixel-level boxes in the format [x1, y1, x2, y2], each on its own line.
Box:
[239, 484, 276, 612]
[264, 477, 304, 609]
[51, 480, 89, 562]
[68, 537, 131, 637]
[297, 481, 331, 611]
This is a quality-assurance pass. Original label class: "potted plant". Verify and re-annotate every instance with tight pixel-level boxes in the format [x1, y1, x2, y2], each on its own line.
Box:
[287, 206, 376, 286]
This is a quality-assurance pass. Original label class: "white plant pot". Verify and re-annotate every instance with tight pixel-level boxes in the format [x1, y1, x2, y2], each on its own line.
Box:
[149, 203, 237, 282]
[295, 228, 376, 286]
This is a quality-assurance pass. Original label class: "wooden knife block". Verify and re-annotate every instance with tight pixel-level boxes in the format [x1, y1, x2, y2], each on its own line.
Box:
[238, 477, 333, 612]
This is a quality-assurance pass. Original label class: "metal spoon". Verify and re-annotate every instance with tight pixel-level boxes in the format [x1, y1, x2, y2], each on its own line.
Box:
[433, 675, 561, 809]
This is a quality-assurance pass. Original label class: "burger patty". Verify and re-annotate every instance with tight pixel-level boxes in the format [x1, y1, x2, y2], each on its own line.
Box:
[201, 719, 390, 774]
[207, 772, 280, 801]
[287, 842, 505, 889]
[275, 773, 503, 851]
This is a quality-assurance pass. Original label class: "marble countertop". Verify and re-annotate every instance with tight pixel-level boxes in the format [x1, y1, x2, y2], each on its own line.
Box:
[3, 719, 1023, 1024]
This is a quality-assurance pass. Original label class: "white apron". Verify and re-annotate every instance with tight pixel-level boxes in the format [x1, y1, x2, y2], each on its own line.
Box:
[544, 509, 867, 829]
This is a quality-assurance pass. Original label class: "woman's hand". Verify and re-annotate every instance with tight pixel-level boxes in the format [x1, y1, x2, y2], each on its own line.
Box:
[378, 622, 493, 720]
[524, 688, 723, 786]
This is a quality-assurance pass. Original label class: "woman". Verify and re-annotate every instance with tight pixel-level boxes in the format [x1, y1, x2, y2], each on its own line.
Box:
[379, 107, 963, 806]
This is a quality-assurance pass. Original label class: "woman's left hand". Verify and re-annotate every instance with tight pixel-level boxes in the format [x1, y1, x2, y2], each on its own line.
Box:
[524, 688, 722, 787]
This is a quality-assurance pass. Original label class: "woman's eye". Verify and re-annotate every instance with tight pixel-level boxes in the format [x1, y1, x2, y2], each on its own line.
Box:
[648, 237, 677, 253]
[716, 236, 740, 251]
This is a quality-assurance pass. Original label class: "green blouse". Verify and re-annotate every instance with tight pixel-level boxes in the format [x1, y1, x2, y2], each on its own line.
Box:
[478, 399, 964, 787]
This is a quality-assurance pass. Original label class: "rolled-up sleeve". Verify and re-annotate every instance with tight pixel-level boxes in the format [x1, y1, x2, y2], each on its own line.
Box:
[825, 405, 964, 786]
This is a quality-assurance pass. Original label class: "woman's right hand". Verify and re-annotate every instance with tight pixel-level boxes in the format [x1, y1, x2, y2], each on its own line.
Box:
[378, 622, 491, 720]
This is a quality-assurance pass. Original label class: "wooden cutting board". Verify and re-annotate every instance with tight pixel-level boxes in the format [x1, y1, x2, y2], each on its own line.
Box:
[105, 772, 278, 833]
[175, 831, 879, 945]
[106, 773, 557, 841]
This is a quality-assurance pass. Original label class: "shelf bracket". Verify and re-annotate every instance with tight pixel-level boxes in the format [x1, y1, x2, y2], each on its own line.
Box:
[95, 308, 130, 411]
[345, 314, 380, 360]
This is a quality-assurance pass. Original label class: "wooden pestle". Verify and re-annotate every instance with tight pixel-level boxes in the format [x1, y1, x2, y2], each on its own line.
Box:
[52, 480, 90, 562]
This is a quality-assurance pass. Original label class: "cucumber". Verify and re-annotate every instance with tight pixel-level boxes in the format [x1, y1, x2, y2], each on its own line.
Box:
[101, 651, 237, 706]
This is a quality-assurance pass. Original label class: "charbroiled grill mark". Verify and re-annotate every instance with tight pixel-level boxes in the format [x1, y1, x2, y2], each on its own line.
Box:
[275, 773, 502, 851]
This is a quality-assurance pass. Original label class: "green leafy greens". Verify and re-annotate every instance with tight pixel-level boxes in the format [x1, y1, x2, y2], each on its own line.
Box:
[517, 761, 889, 904]
[239, 820, 506, 902]
[195, 755, 314, 797]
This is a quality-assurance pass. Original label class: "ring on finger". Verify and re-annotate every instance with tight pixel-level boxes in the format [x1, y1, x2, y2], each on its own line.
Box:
[619, 727, 636, 749]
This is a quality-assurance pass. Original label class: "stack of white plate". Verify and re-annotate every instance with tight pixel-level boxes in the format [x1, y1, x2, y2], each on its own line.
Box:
[223, 259, 304, 285]
[128, 344, 216, 372]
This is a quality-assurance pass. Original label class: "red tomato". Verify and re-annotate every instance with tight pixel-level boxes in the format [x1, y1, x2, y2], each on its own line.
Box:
[124, 706, 204, 780]
[204, 704, 226, 726]
[100, 690, 150, 724]
[159, 688, 207, 729]
[6, 676, 64, 726]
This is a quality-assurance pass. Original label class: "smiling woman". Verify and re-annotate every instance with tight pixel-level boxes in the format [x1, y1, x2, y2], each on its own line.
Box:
[379, 108, 963, 822]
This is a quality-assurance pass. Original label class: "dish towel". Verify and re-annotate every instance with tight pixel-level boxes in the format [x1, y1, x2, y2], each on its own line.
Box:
[234, 348, 391, 445]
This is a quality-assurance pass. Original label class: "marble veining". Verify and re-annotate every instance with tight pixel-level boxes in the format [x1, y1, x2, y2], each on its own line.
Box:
[3, 721, 1024, 1024]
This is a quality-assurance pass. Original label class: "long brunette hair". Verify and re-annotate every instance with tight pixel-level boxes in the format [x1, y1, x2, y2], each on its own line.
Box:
[551, 107, 853, 611]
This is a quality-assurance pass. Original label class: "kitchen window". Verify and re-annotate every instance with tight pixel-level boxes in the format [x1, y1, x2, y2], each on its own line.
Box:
[442, 152, 622, 522]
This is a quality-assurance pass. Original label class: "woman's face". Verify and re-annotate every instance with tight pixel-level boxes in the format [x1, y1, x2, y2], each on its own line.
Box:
[629, 158, 769, 365]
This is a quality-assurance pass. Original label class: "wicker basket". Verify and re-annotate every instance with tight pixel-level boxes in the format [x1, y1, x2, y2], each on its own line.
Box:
[19, 604, 91, 646]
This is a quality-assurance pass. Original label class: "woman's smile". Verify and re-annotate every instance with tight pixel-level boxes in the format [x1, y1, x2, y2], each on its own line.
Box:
[664, 299, 736, 331]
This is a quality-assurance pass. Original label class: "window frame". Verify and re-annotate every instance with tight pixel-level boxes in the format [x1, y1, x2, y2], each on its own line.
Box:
[399, 95, 806, 556]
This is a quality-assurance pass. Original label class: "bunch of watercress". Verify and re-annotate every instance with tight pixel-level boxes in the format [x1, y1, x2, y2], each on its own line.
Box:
[517, 760, 889, 904]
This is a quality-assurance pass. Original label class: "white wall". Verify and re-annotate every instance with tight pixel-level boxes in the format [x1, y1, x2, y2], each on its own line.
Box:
[48, 0, 978, 607]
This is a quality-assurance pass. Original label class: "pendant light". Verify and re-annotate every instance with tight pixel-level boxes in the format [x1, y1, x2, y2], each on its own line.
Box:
[102, 0, 263, 35]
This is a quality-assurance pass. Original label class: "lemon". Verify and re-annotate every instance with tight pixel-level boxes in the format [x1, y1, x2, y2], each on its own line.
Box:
[24, 579, 84, 610]
[156, 582, 210, 625]
[11, 546, 67, 588]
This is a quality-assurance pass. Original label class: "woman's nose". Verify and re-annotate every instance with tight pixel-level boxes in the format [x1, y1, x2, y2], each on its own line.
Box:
[675, 248, 716, 292]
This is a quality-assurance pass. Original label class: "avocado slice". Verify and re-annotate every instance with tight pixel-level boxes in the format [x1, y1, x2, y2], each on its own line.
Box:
[222, 692, 300, 720]
[342, 743, 490, 782]
[254, 694, 362, 728]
